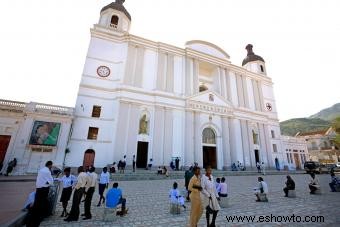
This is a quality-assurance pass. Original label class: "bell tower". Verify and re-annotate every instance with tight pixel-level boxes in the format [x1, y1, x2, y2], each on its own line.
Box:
[242, 44, 266, 75]
[98, 0, 131, 33]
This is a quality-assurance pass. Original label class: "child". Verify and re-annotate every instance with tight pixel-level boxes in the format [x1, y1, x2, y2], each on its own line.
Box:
[169, 182, 186, 209]
[56, 167, 76, 217]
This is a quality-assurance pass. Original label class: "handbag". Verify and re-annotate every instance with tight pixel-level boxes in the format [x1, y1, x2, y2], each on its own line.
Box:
[205, 197, 214, 214]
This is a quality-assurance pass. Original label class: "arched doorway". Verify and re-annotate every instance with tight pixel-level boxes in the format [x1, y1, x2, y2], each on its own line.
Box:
[83, 149, 95, 168]
[202, 128, 217, 169]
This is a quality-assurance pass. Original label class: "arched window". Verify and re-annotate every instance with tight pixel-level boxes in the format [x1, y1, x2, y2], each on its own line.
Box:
[260, 65, 264, 72]
[199, 85, 208, 92]
[202, 128, 216, 144]
[110, 15, 119, 28]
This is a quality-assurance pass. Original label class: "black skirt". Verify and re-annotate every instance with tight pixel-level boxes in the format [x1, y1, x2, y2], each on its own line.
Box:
[60, 187, 72, 202]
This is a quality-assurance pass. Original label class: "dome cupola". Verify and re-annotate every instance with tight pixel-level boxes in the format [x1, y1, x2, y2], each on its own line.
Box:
[242, 44, 266, 75]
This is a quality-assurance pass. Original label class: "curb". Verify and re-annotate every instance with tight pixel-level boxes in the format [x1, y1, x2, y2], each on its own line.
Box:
[1, 211, 27, 227]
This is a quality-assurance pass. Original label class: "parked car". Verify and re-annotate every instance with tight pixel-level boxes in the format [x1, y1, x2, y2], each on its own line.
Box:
[304, 161, 320, 174]
[318, 164, 336, 174]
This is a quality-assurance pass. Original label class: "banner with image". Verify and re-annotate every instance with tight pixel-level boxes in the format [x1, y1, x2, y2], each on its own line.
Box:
[29, 121, 61, 146]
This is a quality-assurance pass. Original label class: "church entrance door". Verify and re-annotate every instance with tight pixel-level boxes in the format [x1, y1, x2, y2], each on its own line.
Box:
[83, 149, 95, 169]
[254, 150, 260, 164]
[136, 141, 148, 168]
[0, 135, 11, 165]
[293, 153, 301, 169]
[203, 146, 217, 169]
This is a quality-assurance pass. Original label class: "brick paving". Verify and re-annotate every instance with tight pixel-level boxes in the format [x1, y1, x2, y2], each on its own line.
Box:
[38, 173, 340, 227]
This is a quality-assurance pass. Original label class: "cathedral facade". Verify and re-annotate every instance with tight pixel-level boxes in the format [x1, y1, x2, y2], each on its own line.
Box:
[65, 0, 284, 170]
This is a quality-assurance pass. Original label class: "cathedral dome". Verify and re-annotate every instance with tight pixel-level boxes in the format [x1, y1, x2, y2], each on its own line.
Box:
[242, 44, 265, 66]
[101, 0, 131, 21]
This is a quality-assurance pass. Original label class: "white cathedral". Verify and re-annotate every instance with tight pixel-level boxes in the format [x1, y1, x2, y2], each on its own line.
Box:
[65, 0, 283, 170]
[0, 0, 293, 174]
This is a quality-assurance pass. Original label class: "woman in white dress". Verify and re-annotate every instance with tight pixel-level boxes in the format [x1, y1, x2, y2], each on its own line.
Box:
[201, 166, 220, 227]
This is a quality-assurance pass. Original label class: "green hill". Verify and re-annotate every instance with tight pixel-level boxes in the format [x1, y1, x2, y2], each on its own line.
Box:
[310, 103, 340, 121]
[280, 118, 330, 136]
[280, 103, 340, 136]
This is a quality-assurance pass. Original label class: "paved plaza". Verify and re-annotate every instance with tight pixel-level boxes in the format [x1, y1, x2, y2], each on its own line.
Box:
[36, 173, 340, 227]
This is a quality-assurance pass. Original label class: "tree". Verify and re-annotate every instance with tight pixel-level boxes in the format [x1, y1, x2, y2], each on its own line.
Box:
[332, 116, 340, 147]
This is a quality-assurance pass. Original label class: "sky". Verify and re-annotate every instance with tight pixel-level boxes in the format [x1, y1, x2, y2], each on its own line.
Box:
[0, 0, 339, 121]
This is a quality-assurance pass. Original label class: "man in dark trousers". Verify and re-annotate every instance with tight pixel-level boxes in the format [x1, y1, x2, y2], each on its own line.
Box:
[82, 166, 97, 220]
[132, 155, 136, 172]
[64, 166, 88, 222]
[26, 161, 54, 227]
[175, 157, 180, 171]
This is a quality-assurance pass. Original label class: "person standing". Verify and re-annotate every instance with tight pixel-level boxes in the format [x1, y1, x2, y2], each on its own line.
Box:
[184, 166, 194, 201]
[4, 158, 17, 176]
[97, 167, 110, 206]
[175, 157, 180, 171]
[56, 167, 76, 217]
[283, 175, 295, 197]
[188, 166, 203, 227]
[201, 166, 220, 227]
[132, 155, 136, 172]
[26, 161, 54, 227]
[256, 162, 261, 173]
[82, 166, 97, 220]
[261, 162, 266, 175]
[64, 166, 88, 222]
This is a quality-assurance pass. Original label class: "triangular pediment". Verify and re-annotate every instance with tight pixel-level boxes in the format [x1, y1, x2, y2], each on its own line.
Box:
[187, 90, 233, 108]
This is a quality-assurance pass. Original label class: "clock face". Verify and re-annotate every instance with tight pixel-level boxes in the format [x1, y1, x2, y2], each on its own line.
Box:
[97, 66, 110, 77]
[266, 103, 272, 111]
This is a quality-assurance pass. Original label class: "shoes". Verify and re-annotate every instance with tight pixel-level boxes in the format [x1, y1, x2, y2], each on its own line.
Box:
[255, 199, 261, 202]
[82, 217, 91, 220]
[64, 218, 77, 222]
[97, 203, 101, 207]
[81, 213, 85, 216]
[284, 195, 288, 197]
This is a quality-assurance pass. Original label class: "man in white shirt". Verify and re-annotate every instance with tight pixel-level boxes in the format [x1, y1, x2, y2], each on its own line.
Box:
[64, 166, 88, 222]
[97, 167, 110, 206]
[26, 160, 54, 227]
[82, 166, 97, 220]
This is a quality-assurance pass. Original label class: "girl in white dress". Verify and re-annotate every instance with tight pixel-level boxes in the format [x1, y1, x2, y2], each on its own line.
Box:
[169, 182, 186, 209]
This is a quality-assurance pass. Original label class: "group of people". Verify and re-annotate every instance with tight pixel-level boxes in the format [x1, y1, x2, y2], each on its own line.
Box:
[231, 161, 247, 171]
[157, 166, 169, 176]
[24, 161, 128, 226]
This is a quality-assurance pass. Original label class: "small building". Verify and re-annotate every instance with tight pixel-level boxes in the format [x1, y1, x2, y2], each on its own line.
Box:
[0, 99, 73, 175]
[296, 127, 339, 163]
[281, 136, 309, 170]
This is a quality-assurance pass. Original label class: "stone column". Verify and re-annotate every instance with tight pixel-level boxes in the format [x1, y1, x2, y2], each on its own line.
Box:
[185, 110, 194, 166]
[242, 75, 250, 108]
[194, 111, 202, 166]
[156, 52, 166, 91]
[221, 116, 231, 169]
[152, 106, 165, 166]
[240, 120, 251, 167]
[193, 59, 199, 94]
[263, 124, 274, 168]
[163, 108, 173, 165]
[133, 47, 145, 87]
[185, 57, 193, 95]
[258, 123, 269, 166]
